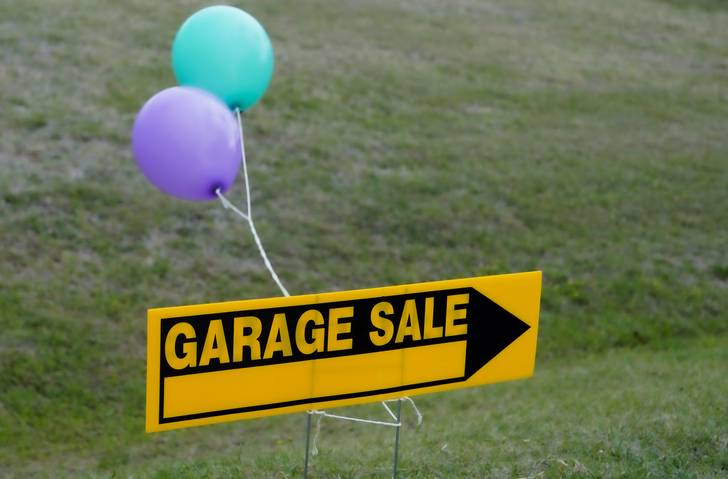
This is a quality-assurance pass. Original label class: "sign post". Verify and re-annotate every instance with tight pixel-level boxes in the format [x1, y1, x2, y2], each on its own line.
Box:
[146, 271, 541, 433]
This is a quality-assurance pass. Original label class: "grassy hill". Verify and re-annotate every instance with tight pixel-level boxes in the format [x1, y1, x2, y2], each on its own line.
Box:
[0, 0, 726, 477]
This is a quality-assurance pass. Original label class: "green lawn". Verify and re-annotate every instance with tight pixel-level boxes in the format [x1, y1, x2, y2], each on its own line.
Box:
[0, 0, 726, 477]
[137, 338, 728, 478]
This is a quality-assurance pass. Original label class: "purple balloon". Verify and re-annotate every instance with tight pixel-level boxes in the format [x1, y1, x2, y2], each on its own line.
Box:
[132, 86, 241, 201]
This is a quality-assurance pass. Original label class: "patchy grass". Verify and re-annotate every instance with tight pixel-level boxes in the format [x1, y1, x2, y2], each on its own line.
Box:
[0, 0, 726, 477]
[36, 336, 727, 478]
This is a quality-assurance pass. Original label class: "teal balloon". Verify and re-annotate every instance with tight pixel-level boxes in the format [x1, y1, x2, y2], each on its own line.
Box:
[172, 6, 274, 111]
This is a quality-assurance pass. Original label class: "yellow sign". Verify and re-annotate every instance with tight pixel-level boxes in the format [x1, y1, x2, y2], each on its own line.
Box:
[146, 271, 541, 432]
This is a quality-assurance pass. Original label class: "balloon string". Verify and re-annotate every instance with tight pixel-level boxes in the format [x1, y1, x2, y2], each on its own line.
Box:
[216, 190, 249, 221]
[214, 109, 290, 298]
[237, 107, 253, 221]
[307, 398, 423, 456]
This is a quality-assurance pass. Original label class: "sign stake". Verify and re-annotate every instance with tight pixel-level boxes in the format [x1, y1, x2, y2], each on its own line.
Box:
[304, 411, 312, 479]
[393, 398, 402, 479]
[302, 399, 420, 477]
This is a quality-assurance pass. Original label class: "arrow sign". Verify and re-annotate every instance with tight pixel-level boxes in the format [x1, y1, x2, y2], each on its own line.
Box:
[146, 271, 541, 432]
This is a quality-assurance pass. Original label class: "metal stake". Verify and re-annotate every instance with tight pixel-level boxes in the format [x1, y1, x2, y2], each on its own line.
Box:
[304, 412, 312, 479]
[393, 399, 402, 479]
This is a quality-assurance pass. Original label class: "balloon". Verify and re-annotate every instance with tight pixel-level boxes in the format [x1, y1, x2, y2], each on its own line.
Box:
[131, 86, 241, 201]
[172, 6, 274, 111]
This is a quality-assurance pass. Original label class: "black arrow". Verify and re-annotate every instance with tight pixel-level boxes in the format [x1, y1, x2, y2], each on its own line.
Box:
[160, 287, 530, 377]
[463, 289, 531, 379]
[158, 287, 532, 424]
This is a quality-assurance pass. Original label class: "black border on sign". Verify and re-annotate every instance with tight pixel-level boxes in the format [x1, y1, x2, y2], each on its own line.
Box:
[155, 284, 531, 425]
[156, 287, 474, 425]
[159, 375, 461, 424]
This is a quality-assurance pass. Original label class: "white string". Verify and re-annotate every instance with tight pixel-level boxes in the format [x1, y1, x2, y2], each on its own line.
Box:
[394, 397, 423, 425]
[308, 397, 423, 455]
[384, 397, 423, 426]
[236, 107, 252, 220]
[214, 108, 290, 298]
[215, 189, 248, 221]
[312, 413, 324, 456]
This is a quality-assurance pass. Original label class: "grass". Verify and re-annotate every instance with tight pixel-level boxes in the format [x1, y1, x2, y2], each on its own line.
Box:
[0, 0, 727, 477]
[190, 338, 728, 478]
[11, 337, 724, 478]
